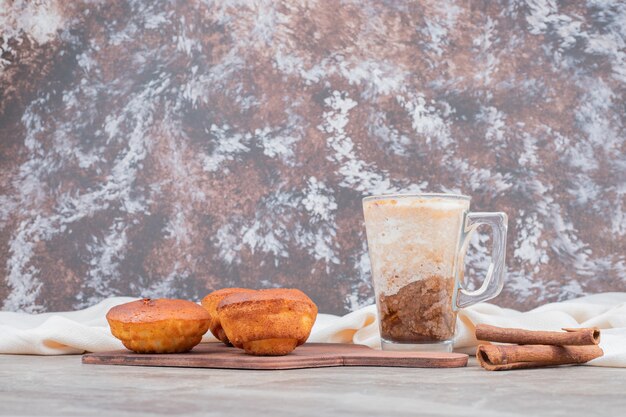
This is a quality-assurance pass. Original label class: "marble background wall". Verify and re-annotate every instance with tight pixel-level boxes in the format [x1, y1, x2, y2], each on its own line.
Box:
[1, 0, 625, 314]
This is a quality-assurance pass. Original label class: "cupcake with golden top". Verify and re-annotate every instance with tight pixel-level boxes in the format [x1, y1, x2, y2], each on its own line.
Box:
[217, 289, 317, 356]
[106, 298, 210, 354]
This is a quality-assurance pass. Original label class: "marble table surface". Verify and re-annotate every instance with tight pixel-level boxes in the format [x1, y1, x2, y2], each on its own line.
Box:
[0, 354, 624, 417]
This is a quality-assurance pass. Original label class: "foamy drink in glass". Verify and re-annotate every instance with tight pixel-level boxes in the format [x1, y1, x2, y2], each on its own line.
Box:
[363, 193, 507, 352]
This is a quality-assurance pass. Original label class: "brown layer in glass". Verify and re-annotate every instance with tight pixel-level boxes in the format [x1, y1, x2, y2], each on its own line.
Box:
[379, 275, 456, 343]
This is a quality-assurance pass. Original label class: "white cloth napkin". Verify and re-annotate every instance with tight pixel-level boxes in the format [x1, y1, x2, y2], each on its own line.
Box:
[1, 293, 625, 367]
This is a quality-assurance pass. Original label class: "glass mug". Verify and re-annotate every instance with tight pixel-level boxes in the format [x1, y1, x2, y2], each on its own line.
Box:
[362, 193, 507, 352]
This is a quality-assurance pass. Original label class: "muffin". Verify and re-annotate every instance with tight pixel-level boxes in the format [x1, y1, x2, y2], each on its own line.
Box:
[217, 289, 318, 356]
[201, 288, 255, 345]
[106, 298, 210, 353]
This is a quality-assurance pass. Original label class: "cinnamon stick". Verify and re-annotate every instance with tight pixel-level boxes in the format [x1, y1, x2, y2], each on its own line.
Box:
[475, 324, 600, 346]
[476, 344, 603, 371]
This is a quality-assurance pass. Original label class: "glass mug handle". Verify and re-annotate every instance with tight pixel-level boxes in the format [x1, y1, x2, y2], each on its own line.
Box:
[453, 212, 508, 310]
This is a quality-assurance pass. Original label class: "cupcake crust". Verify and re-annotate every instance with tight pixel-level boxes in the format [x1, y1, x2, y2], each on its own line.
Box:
[201, 288, 255, 344]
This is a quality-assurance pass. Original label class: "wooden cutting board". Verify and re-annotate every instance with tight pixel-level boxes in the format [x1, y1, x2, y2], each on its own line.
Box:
[82, 343, 468, 370]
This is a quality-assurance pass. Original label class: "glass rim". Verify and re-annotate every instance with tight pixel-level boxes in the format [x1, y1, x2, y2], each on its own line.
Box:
[362, 192, 471, 202]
